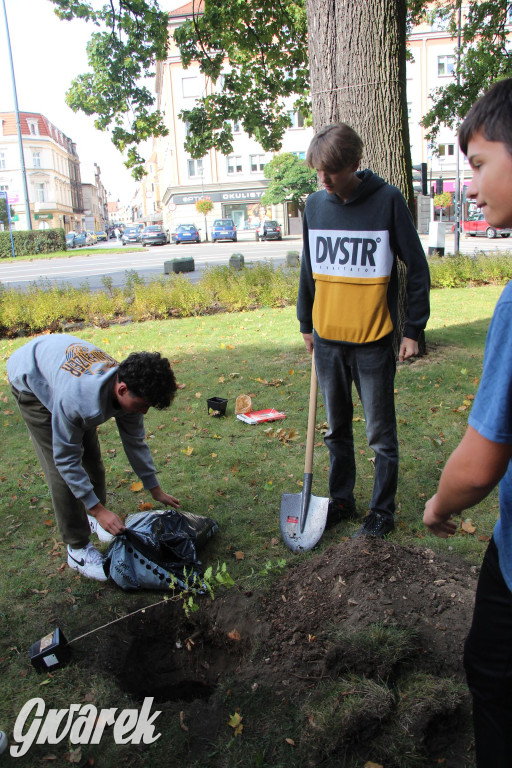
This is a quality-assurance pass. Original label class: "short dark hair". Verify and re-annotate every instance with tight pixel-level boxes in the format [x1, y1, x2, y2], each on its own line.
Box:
[306, 123, 364, 172]
[459, 78, 512, 157]
[117, 352, 177, 410]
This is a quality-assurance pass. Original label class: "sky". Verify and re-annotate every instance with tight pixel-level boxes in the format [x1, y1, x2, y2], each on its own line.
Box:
[0, 0, 183, 203]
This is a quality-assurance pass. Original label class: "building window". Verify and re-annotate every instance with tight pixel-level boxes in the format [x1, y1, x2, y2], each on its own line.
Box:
[232, 119, 240, 134]
[227, 155, 242, 174]
[0, 185, 8, 192]
[508, 3, 512, 23]
[187, 158, 203, 177]
[250, 154, 266, 172]
[27, 119, 39, 135]
[182, 77, 200, 98]
[0, 151, 5, 170]
[438, 55, 455, 76]
[35, 183, 46, 202]
[288, 111, 305, 129]
[292, 151, 306, 161]
[32, 151, 41, 168]
[438, 143, 455, 157]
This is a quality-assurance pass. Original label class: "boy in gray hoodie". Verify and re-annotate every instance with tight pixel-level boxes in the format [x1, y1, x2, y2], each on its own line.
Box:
[298, 123, 430, 538]
[8, 334, 179, 581]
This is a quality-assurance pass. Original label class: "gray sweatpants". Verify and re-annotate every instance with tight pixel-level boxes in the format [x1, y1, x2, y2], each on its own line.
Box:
[11, 386, 106, 548]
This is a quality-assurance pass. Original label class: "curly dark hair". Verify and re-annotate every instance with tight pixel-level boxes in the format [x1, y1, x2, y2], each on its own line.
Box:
[117, 352, 177, 410]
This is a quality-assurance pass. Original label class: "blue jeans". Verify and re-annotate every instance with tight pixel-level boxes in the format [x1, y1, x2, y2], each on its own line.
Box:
[464, 538, 512, 768]
[314, 336, 398, 517]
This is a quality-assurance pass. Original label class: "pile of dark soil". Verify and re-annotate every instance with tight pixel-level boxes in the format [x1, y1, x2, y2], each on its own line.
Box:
[88, 537, 479, 767]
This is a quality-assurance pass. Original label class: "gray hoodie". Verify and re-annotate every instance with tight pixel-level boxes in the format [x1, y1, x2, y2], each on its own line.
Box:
[7, 335, 158, 508]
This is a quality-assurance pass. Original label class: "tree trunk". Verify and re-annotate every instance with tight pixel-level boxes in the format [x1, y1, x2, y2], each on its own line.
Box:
[305, 0, 425, 356]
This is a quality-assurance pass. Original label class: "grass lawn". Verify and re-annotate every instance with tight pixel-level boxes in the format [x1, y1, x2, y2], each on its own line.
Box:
[0, 284, 504, 766]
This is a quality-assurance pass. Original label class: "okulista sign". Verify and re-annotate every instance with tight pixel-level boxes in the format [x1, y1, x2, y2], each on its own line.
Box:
[309, 229, 394, 278]
[10, 697, 161, 757]
[172, 189, 266, 205]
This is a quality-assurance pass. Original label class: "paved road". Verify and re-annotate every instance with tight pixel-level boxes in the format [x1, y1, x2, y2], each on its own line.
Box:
[0, 235, 303, 292]
[0, 229, 511, 292]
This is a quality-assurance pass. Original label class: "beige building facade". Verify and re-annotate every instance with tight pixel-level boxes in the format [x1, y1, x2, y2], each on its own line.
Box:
[0, 111, 84, 232]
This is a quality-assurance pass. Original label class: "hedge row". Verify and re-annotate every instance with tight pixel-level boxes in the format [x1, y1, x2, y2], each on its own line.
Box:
[0, 228, 66, 258]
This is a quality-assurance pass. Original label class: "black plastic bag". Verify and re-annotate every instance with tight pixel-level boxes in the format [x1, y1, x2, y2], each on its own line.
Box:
[105, 509, 218, 591]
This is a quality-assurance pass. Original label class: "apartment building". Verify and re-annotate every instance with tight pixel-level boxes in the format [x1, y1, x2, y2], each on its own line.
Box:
[155, 2, 313, 237]
[0, 111, 84, 232]
[82, 162, 109, 231]
[153, 3, 512, 233]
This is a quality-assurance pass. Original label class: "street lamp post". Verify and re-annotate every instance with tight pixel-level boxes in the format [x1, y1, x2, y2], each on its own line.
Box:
[1, 0, 32, 230]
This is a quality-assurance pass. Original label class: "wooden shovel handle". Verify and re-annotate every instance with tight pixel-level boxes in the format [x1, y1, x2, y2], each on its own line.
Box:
[304, 354, 318, 475]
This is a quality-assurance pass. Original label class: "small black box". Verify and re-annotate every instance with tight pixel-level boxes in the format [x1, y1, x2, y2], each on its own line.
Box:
[30, 627, 71, 671]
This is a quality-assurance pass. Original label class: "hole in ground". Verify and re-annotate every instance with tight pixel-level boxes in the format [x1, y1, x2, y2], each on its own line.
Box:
[98, 601, 247, 704]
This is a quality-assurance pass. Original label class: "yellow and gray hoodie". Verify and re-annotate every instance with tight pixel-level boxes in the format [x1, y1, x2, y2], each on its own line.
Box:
[297, 170, 430, 345]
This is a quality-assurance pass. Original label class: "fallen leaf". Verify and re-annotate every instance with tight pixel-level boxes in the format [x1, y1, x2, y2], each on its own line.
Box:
[364, 762, 383, 768]
[285, 738, 295, 746]
[44, 519, 53, 526]
[181, 445, 194, 456]
[195, 392, 202, 398]
[228, 629, 241, 641]
[227, 712, 243, 736]
[233, 551, 245, 560]
[130, 481, 143, 492]
[68, 745, 82, 763]
[179, 711, 189, 732]
[461, 520, 476, 534]
[139, 502, 154, 511]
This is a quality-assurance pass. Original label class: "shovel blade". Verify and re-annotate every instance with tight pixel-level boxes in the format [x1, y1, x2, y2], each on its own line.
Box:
[280, 492, 329, 552]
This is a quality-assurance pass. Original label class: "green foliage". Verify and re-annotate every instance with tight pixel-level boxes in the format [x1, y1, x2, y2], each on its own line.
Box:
[195, 197, 214, 216]
[0, 262, 299, 337]
[0, 195, 15, 229]
[434, 191, 453, 209]
[50, 0, 170, 178]
[417, 0, 512, 143]
[174, 0, 310, 158]
[48, 0, 510, 173]
[429, 253, 512, 288]
[0, 228, 66, 258]
[261, 152, 317, 213]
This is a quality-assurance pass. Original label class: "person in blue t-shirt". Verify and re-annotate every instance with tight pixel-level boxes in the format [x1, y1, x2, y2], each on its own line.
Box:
[424, 78, 512, 767]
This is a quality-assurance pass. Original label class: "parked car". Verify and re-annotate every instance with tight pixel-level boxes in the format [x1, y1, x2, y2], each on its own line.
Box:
[174, 224, 200, 244]
[95, 230, 108, 241]
[257, 220, 282, 241]
[122, 226, 142, 245]
[141, 225, 169, 246]
[463, 212, 511, 239]
[211, 218, 237, 242]
[65, 232, 77, 249]
[72, 231, 88, 247]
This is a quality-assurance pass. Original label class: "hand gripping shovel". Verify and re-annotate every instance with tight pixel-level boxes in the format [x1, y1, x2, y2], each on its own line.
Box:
[280, 354, 329, 551]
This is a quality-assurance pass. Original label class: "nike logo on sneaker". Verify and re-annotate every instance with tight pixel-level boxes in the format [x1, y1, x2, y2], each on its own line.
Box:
[68, 553, 85, 567]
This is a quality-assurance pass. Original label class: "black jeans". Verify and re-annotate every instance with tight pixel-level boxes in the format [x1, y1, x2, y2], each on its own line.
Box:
[464, 538, 512, 767]
[314, 336, 398, 517]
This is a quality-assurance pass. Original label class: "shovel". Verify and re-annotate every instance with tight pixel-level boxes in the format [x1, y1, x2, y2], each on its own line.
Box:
[280, 354, 329, 551]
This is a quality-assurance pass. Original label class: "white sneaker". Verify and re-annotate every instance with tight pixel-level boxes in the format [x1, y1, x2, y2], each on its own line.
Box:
[87, 514, 114, 543]
[67, 543, 107, 581]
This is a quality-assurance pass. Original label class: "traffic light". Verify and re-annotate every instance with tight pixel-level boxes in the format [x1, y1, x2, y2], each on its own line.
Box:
[412, 163, 428, 195]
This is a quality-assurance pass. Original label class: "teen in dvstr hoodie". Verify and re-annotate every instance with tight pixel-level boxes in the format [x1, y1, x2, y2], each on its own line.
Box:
[297, 123, 430, 539]
[7, 335, 180, 581]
